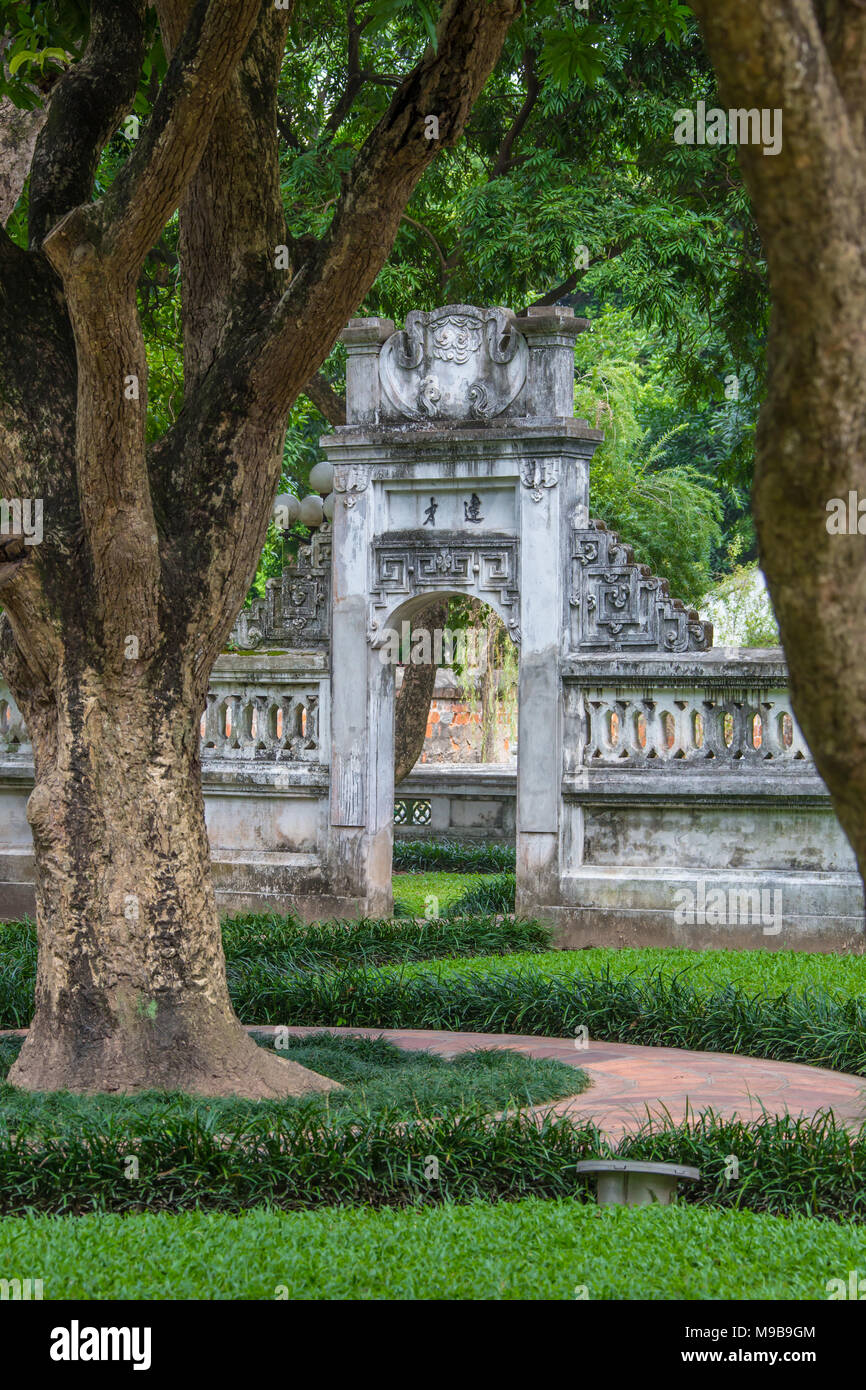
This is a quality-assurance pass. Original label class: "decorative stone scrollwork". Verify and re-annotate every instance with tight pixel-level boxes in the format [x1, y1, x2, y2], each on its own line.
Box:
[230, 528, 331, 650]
[333, 465, 369, 508]
[569, 520, 713, 654]
[367, 531, 520, 646]
[580, 688, 809, 766]
[521, 459, 559, 501]
[378, 305, 528, 422]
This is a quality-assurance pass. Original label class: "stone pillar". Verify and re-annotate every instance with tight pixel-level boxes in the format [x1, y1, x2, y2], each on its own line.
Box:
[514, 475, 562, 906]
[514, 305, 588, 419]
[343, 317, 394, 425]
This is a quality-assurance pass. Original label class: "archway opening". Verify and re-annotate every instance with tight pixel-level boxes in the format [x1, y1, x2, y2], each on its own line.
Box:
[389, 595, 518, 918]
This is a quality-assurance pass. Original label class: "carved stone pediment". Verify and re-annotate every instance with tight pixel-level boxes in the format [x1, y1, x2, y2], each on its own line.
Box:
[231, 528, 331, 650]
[378, 305, 528, 422]
[367, 530, 520, 645]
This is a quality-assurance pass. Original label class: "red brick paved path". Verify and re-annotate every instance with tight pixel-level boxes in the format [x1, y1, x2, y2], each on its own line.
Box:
[262, 1025, 866, 1138]
[3, 1023, 864, 1136]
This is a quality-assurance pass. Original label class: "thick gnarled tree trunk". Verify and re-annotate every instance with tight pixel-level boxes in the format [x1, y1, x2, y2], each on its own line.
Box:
[13, 676, 336, 1096]
[0, 0, 521, 1094]
[690, 0, 866, 895]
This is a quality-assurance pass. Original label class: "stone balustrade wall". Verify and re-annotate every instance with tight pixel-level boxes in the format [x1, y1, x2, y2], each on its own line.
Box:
[0, 645, 862, 949]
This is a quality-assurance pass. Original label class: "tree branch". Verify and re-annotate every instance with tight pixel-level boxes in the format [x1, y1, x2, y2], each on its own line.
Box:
[45, 0, 264, 283]
[303, 373, 347, 426]
[488, 47, 539, 181]
[324, 6, 365, 136]
[35, 0, 269, 664]
[0, 98, 47, 227]
[155, 0, 291, 390]
[252, 0, 524, 417]
[154, 0, 522, 667]
[402, 213, 448, 286]
[28, 0, 148, 248]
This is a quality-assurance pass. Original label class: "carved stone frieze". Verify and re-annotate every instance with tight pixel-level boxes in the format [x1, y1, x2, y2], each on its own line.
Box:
[367, 531, 520, 645]
[378, 305, 528, 422]
[569, 520, 713, 654]
[230, 528, 331, 650]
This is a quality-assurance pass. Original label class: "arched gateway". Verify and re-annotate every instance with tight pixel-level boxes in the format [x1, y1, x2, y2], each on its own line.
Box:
[322, 303, 601, 917]
[0, 304, 861, 948]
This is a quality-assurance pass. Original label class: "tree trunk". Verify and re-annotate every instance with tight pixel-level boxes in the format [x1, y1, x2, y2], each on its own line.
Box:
[9, 678, 338, 1097]
[394, 599, 448, 784]
[0, 0, 522, 1098]
[479, 611, 498, 763]
[691, 0, 866, 893]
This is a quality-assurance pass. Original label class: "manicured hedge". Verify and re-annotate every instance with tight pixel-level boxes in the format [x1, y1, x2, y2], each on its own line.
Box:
[392, 839, 515, 873]
[0, 914, 551, 1029]
[229, 961, 866, 1076]
[0, 1096, 864, 1222]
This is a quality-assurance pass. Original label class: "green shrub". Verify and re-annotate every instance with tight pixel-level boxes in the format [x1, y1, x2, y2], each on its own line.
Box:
[0, 919, 36, 1029]
[390, 871, 504, 918]
[0, 1032, 584, 1133]
[0, 914, 552, 1028]
[228, 962, 866, 1077]
[443, 872, 515, 918]
[0, 1097, 864, 1222]
[400, 946, 866, 1000]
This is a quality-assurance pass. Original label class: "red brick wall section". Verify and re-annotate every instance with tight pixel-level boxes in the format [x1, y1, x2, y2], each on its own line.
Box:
[420, 696, 515, 765]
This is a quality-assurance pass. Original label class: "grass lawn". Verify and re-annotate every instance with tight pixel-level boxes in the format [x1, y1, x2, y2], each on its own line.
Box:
[0, 1031, 586, 1133]
[391, 870, 499, 915]
[379, 944, 866, 1000]
[1, 1199, 862, 1299]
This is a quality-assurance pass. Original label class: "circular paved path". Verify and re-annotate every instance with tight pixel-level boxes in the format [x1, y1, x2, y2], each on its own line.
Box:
[4, 1024, 865, 1135]
[262, 1025, 866, 1137]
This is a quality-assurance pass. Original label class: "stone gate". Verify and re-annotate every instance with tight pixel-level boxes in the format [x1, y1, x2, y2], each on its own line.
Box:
[321, 304, 600, 917]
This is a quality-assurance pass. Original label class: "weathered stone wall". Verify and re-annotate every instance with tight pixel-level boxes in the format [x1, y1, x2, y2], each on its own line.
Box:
[537, 649, 865, 952]
[0, 301, 862, 952]
[395, 765, 516, 842]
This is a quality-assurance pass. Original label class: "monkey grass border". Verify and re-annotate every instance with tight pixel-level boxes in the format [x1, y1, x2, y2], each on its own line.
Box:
[0, 1103, 864, 1222]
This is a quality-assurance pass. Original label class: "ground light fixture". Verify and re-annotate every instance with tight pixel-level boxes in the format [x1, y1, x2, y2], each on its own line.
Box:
[575, 1159, 702, 1207]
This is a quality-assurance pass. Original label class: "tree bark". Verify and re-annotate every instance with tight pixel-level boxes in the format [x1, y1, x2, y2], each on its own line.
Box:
[0, 0, 521, 1095]
[689, 0, 866, 892]
[479, 611, 498, 763]
[0, 98, 46, 227]
[11, 679, 337, 1097]
[394, 599, 449, 784]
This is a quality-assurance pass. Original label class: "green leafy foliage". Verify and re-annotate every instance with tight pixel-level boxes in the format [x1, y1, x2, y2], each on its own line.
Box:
[3, 0, 769, 605]
[575, 305, 724, 603]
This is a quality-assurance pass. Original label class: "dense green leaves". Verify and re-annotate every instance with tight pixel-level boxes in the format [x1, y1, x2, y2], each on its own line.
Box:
[2, 0, 769, 596]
